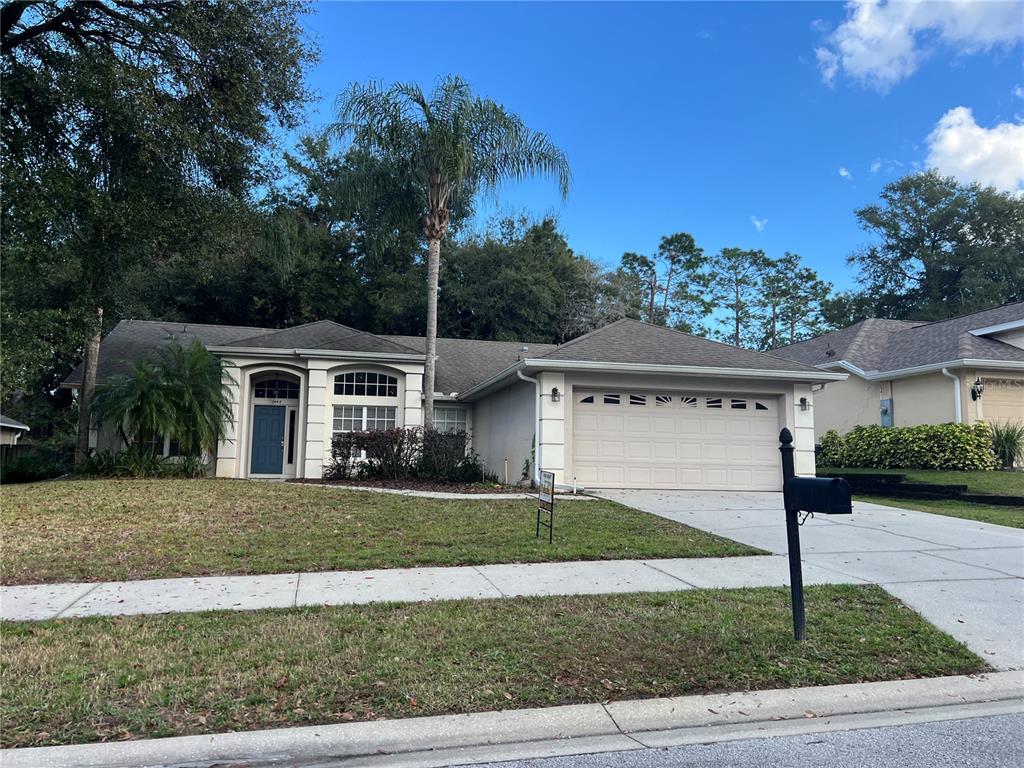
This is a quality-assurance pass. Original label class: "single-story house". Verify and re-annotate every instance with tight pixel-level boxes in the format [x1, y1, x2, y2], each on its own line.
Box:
[773, 302, 1024, 440]
[0, 414, 30, 446]
[62, 318, 846, 490]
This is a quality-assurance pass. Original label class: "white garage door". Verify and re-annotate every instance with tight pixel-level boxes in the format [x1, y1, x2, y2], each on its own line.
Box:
[572, 389, 783, 490]
[982, 378, 1024, 423]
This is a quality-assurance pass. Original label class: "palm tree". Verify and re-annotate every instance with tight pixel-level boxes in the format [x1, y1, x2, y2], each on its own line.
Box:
[91, 341, 234, 456]
[158, 340, 235, 456]
[329, 76, 571, 426]
[91, 361, 178, 453]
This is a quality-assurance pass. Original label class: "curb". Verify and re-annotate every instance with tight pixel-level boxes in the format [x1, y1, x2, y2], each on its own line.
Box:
[4, 672, 1021, 768]
[306, 483, 595, 500]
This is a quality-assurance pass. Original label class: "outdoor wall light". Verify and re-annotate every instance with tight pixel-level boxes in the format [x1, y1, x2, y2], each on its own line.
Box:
[971, 378, 984, 401]
[799, 396, 810, 411]
[550, 387, 561, 402]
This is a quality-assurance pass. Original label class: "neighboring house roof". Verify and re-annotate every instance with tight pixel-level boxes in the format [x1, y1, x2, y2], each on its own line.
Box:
[773, 302, 1024, 376]
[0, 414, 30, 431]
[227, 320, 421, 356]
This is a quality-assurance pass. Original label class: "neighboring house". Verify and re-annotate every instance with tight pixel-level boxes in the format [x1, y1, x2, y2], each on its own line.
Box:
[773, 302, 1024, 440]
[0, 415, 30, 446]
[61, 318, 844, 491]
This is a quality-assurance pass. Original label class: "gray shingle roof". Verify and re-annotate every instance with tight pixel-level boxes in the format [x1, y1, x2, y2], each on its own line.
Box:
[229, 320, 420, 355]
[773, 302, 1024, 373]
[0, 414, 30, 431]
[534, 319, 822, 373]
[385, 336, 558, 394]
[63, 320, 275, 388]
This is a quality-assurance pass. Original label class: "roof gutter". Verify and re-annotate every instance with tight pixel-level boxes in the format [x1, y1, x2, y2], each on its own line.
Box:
[968, 319, 1024, 337]
[459, 358, 845, 401]
[206, 346, 425, 363]
[819, 358, 1024, 382]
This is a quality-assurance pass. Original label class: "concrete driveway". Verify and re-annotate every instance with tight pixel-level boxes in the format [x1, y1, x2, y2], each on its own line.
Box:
[595, 490, 1024, 671]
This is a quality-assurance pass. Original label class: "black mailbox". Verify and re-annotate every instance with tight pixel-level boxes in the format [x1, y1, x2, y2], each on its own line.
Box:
[783, 476, 852, 515]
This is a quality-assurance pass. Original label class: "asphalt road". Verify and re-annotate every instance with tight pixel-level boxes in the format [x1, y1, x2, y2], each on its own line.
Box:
[473, 713, 1024, 768]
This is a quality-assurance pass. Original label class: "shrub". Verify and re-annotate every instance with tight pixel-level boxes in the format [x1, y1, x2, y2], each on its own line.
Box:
[325, 433, 359, 480]
[79, 448, 210, 478]
[826, 422, 997, 471]
[0, 449, 69, 484]
[358, 428, 421, 479]
[418, 428, 470, 480]
[817, 430, 845, 466]
[991, 421, 1024, 469]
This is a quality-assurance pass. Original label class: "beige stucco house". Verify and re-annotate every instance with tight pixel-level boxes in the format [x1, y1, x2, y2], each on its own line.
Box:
[773, 302, 1024, 440]
[64, 318, 845, 491]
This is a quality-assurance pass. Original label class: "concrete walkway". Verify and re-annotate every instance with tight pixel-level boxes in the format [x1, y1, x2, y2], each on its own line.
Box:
[596, 490, 1024, 671]
[0, 554, 859, 622]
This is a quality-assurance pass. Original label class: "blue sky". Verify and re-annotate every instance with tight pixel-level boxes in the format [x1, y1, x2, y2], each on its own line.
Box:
[297, 1, 1024, 291]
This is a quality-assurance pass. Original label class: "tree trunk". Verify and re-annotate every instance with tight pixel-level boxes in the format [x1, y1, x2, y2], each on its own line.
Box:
[74, 307, 103, 467]
[423, 238, 441, 429]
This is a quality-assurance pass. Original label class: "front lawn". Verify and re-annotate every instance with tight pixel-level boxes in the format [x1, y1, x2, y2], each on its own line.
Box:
[0, 479, 759, 585]
[819, 467, 1024, 496]
[863, 496, 1024, 529]
[0, 585, 986, 748]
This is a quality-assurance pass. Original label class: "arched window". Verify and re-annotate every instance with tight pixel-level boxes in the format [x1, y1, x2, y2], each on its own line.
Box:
[253, 378, 299, 399]
[334, 371, 398, 397]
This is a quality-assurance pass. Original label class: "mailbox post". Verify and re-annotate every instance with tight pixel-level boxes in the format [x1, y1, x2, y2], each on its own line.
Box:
[778, 428, 852, 641]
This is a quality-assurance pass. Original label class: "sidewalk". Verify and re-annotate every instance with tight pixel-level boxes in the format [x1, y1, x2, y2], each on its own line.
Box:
[4, 672, 1020, 768]
[0, 554, 858, 621]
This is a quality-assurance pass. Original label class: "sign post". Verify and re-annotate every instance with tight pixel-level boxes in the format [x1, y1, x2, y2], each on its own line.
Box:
[778, 428, 852, 641]
[536, 470, 555, 543]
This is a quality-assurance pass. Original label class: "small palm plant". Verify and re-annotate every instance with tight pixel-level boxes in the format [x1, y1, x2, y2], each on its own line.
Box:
[328, 75, 571, 426]
[91, 340, 234, 458]
[991, 421, 1024, 470]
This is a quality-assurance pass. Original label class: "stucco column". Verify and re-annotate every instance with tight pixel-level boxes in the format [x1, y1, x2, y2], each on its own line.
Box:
[303, 367, 328, 479]
[791, 383, 816, 477]
[537, 371, 567, 484]
[215, 363, 241, 478]
[404, 372, 424, 427]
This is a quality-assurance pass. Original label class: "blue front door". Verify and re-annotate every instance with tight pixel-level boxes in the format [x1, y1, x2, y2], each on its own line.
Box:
[250, 405, 285, 475]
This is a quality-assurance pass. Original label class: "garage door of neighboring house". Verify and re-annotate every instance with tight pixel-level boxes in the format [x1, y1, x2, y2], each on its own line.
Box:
[572, 389, 783, 490]
[983, 378, 1024, 423]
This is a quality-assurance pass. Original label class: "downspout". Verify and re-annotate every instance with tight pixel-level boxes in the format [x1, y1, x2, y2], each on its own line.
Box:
[941, 368, 962, 424]
[517, 370, 541, 486]
[517, 369, 581, 493]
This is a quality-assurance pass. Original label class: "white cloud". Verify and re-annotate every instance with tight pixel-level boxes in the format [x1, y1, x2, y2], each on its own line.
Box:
[816, 0, 1024, 90]
[869, 159, 882, 174]
[750, 216, 768, 233]
[838, 166, 853, 180]
[926, 106, 1024, 191]
[1014, 84, 1024, 99]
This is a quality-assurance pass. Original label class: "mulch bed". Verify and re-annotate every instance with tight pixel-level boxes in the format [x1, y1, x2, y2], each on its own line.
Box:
[288, 478, 529, 494]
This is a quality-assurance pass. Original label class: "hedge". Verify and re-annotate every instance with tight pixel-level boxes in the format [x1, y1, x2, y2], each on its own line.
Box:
[818, 423, 998, 471]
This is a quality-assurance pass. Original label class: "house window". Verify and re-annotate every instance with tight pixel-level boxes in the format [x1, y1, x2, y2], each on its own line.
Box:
[629, 394, 647, 406]
[603, 394, 621, 405]
[254, 379, 299, 399]
[334, 371, 399, 397]
[332, 405, 397, 434]
[706, 397, 722, 408]
[731, 399, 747, 409]
[680, 396, 698, 407]
[755, 401, 769, 411]
[579, 394, 595, 404]
[433, 407, 467, 433]
[655, 395, 673, 406]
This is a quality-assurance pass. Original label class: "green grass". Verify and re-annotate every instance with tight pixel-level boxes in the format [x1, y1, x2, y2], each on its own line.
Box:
[819, 467, 1024, 496]
[0, 479, 759, 585]
[862, 496, 1024, 528]
[0, 585, 986, 748]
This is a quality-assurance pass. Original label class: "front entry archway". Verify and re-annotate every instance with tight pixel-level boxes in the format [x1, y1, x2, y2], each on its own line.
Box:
[247, 373, 301, 478]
